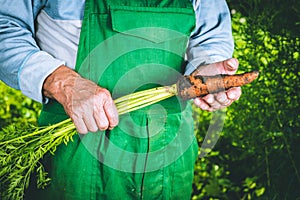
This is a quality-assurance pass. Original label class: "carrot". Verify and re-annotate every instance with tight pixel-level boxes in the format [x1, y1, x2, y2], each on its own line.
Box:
[177, 71, 259, 100]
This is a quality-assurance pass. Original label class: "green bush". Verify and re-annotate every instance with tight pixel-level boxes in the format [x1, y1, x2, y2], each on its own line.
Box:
[192, 1, 300, 199]
[0, 81, 41, 128]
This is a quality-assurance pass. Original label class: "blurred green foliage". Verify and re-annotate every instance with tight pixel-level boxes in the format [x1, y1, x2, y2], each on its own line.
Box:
[0, 82, 41, 127]
[192, 0, 300, 199]
[0, 0, 299, 199]
[228, 0, 300, 37]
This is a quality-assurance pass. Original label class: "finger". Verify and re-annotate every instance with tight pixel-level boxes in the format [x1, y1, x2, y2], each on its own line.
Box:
[82, 114, 98, 133]
[92, 88, 111, 131]
[100, 88, 119, 129]
[194, 98, 210, 110]
[202, 94, 222, 109]
[215, 92, 233, 106]
[223, 58, 239, 75]
[191, 58, 239, 76]
[103, 99, 119, 129]
[72, 117, 88, 134]
[98, 89, 118, 130]
[226, 87, 242, 101]
[94, 105, 109, 131]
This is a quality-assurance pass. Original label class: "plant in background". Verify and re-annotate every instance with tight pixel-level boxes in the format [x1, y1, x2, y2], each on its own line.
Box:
[0, 81, 41, 128]
[192, 1, 300, 199]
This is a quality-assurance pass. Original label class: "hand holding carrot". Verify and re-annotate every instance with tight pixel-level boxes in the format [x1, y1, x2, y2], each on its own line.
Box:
[191, 58, 242, 111]
[43, 65, 119, 134]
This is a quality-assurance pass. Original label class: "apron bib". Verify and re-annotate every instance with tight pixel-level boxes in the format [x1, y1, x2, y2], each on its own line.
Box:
[29, 0, 198, 199]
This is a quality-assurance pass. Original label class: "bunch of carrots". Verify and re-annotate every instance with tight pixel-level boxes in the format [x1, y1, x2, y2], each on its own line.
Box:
[0, 71, 258, 200]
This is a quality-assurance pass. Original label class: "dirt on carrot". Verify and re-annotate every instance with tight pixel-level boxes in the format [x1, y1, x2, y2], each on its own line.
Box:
[177, 71, 259, 100]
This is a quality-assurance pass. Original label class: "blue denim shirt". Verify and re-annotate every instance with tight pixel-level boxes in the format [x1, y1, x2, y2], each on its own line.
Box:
[0, 0, 233, 103]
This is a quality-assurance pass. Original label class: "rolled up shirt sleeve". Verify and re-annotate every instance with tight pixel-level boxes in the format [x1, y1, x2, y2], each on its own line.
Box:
[0, 1, 65, 103]
[185, 0, 234, 75]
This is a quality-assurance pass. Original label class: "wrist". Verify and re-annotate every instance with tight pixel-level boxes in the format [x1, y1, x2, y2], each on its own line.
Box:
[43, 65, 80, 104]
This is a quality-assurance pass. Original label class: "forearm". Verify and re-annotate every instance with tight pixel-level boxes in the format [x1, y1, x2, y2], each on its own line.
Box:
[0, 1, 64, 103]
[186, 0, 234, 75]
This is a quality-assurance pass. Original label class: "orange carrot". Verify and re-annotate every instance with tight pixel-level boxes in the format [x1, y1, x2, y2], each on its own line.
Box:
[177, 71, 259, 100]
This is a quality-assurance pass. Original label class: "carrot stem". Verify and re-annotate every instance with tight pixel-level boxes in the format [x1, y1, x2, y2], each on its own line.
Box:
[114, 86, 169, 104]
[117, 92, 175, 114]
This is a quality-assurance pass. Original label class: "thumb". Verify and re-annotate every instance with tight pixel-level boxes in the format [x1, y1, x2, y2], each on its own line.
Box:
[191, 58, 239, 76]
[222, 58, 239, 75]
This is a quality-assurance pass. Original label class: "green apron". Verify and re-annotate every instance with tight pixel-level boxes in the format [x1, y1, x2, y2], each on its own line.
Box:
[27, 0, 198, 199]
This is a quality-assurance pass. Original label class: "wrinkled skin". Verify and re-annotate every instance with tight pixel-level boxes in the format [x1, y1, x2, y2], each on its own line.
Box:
[43, 65, 119, 134]
[192, 58, 242, 111]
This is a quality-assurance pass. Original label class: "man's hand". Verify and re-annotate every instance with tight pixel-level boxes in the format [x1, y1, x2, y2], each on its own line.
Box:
[43, 65, 119, 134]
[192, 58, 242, 111]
